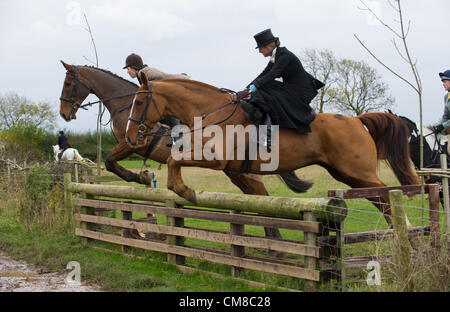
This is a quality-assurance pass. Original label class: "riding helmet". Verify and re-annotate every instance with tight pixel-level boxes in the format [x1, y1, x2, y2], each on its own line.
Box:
[439, 70, 450, 81]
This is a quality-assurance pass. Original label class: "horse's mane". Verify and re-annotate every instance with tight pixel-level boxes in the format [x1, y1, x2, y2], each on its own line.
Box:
[80, 65, 139, 88]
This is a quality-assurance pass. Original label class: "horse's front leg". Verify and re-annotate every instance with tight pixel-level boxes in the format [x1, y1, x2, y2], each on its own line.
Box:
[105, 141, 151, 185]
[167, 155, 226, 204]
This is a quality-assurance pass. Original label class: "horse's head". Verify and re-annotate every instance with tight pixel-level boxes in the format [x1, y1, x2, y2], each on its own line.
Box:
[126, 72, 163, 148]
[59, 61, 92, 121]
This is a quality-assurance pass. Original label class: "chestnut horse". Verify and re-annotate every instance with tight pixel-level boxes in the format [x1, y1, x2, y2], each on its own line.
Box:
[58, 61, 312, 239]
[126, 72, 419, 227]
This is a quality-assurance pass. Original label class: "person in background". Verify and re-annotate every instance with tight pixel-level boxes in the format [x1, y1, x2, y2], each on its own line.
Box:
[57, 130, 71, 160]
[433, 70, 450, 154]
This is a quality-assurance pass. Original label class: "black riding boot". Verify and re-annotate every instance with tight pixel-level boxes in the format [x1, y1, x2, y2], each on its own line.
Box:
[240, 100, 264, 125]
[161, 116, 183, 147]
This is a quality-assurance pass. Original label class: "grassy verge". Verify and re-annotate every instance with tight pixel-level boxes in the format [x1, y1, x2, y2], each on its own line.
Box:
[0, 200, 272, 292]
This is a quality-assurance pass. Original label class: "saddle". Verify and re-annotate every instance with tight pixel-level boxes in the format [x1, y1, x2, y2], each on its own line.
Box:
[58, 147, 69, 160]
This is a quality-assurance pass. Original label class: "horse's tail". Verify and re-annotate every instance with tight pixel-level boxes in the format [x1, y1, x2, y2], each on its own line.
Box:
[357, 112, 419, 185]
[278, 171, 313, 193]
[74, 150, 83, 161]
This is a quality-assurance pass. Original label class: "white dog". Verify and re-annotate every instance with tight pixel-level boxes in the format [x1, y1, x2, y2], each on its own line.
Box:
[53, 145, 84, 162]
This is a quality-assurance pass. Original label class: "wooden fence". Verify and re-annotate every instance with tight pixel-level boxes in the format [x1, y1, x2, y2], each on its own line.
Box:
[64, 173, 348, 291]
[326, 184, 443, 289]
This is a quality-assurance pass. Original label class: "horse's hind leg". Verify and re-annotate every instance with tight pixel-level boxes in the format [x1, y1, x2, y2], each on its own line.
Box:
[105, 141, 150, 185]
[322, 163, 395, 226]
[323, 163, 418, 230]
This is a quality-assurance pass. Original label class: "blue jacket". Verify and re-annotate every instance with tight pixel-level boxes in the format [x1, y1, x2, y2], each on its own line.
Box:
[440, 92, 450, 129]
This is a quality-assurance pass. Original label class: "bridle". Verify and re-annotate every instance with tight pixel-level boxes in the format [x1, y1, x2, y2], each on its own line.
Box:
[60, 65, 136, 120]
[127, 81, 163, 138]
[59, 66, 92, 119]
[127, 82, 240, 139]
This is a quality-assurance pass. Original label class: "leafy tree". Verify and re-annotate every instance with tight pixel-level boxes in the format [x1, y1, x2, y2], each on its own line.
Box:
[0, 121, 49, 161]
[300, 49, 339, 113]
[301, 49, 395, 115]
[0, 93, 57, 131]
[331, 59, 395, 115]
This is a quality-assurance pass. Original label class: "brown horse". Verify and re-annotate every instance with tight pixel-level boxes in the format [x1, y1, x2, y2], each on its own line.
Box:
[126, 72, 419, 227]
[58, 61, 312, 239]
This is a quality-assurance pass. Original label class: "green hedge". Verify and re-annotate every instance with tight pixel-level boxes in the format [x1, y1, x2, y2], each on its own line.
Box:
[0, 126, 142, 162]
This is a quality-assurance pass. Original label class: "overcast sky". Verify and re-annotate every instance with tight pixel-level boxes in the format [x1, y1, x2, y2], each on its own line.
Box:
[0, 0, 449, 133]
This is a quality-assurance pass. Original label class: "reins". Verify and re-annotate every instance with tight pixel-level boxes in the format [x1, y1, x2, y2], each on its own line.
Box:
[128, 82, 240, 139]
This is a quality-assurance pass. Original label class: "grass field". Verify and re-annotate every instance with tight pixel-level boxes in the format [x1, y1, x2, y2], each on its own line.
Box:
[0, 159, 446, 292]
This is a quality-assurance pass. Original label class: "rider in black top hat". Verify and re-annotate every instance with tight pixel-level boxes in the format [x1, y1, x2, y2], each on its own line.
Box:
[58, 131, 71, 150]
[238, 29, 324, 134]
[57, 131, 71, 161]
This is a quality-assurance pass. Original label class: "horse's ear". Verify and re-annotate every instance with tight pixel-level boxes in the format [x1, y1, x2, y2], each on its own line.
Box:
[60, 60, 74, 72]
[140, 71, 149, 89]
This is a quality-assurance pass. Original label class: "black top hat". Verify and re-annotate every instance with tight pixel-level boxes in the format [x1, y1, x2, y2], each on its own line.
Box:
[254, 29, 279, 49]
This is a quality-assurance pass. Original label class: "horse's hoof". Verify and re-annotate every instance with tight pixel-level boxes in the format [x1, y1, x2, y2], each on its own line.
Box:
[183, 188, 197, 205]
[139, 170, 153, 185]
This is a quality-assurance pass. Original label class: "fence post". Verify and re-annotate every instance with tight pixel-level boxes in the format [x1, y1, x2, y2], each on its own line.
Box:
[389, 190, 412, 291]
[428, 184, 441, 251]
[7, 162, 11, 184]
[63, 173, 72, 216]
[230, 211, 245, 277]
[72, 174, 95, 245]
[440, 154, 450, 253]
[121, 208, 133, 254]
[74, 164, 79, 183]
[335, 190, 345, 291]
[304, 211, 318, 292]
[166, 199, 185, 265]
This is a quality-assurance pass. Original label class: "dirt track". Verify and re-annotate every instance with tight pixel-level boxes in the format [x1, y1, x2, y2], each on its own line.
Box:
[0, 253, 103, 292]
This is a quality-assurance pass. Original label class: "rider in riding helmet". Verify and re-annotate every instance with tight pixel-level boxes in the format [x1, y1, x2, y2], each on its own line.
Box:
[433, 70, 450, 153]
[123, 53, 190, 147]
[123, 53, 190, 82]
[57, 131, 71, 161]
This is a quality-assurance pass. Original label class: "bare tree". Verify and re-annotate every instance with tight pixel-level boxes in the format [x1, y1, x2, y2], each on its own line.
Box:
[331, 59, 395, 115]
[82, 13, 102, 175]
[354, 0, 426, 212]
[354, 0, 423, 164]
[301, 49, 338, 113]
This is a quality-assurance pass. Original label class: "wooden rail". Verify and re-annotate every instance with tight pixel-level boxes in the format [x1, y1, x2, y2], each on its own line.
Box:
[68, 182, 348, 222]
[64, 177, 347, 289]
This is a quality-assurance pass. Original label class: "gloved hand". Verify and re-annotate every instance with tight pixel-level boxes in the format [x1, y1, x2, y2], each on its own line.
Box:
[434, 124, 444, 134]
[236, 89, 251, 101]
